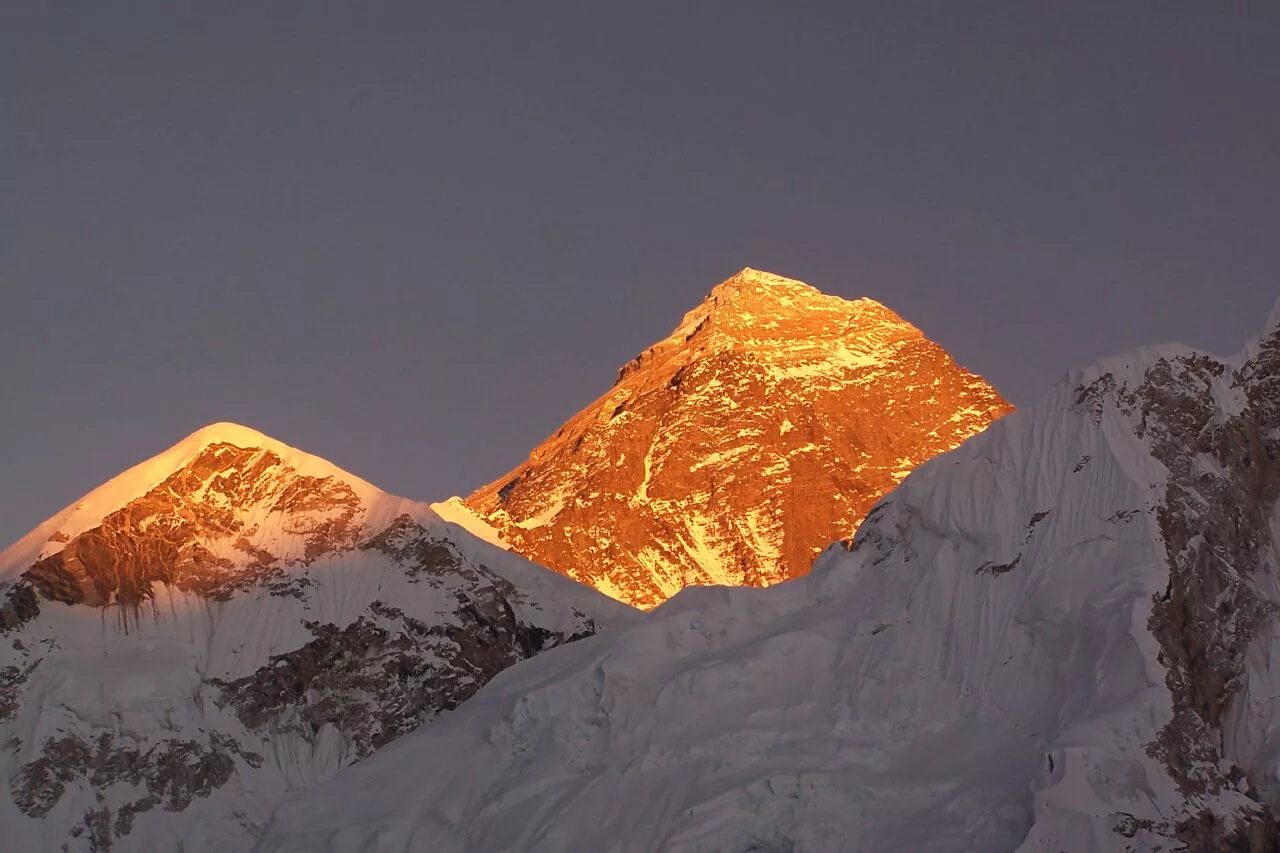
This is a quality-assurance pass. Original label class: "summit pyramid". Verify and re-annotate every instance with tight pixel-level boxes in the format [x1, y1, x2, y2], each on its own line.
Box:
[465, 268, 1012, 607]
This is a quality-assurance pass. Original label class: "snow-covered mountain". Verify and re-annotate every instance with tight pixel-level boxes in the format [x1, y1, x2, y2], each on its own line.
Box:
[0, 423, 633, 852]
[466, 268, 1011, 607]
[260, 305, 1280, 852]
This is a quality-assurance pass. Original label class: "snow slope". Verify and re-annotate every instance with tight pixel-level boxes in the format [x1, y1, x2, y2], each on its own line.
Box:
[260, 306, 1280, 852]
[0, 424, 634, 852]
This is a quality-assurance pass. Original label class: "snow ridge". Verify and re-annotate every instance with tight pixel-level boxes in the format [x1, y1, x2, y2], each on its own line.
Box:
[261, 310, 1280, 852]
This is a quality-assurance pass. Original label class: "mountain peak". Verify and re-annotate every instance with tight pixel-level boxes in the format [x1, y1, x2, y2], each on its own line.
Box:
[154, 421, 379, 488]
[0, 422, 383, 578]
[466, 268, 1011, 607]
[707, 268, 889, 312]
[716, 267, 819, 294]
[180, 420, 278, 448]
[0, 441, 629, 852]
[659, 269, 920, 379]
[703, 267, 837, 310]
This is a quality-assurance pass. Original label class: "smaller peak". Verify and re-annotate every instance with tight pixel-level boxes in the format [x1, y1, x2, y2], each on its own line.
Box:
[708, 269, 894, 315]
[735, 267, 805, 285]
[702, 268, 822, 307]
[2, 420, 390, 575]
[166, 422, 379, 495]
[181, 421, 277, 448]
[170, 423, 374, 489]
[722, 267, 817, 292]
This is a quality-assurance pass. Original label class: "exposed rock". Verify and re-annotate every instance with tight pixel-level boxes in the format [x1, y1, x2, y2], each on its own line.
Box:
[10, 731, 249, 823]
[209, 517, 600, 760]
[0, 423, 633, 851]
[259, 306, 1280, 853]
[214, 587, 595, 758]
[1073, 326, 1280, 844]
[1175, 807, 1279, 853]
[0, 580, 40, 632]
[361, 513, 468, 582]
[975, 555, 1021, 576]
[0, 659, 37, 721]
[21, 443, 362, 611]
[467, 268, 1011, 607]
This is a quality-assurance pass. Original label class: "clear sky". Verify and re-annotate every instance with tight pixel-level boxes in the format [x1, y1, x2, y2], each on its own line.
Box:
[3, 2, 1277, 548]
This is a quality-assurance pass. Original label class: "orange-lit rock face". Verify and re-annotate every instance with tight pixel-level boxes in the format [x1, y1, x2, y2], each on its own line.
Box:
[24, 443, 360, 607]
[466, 268, 1013, 608]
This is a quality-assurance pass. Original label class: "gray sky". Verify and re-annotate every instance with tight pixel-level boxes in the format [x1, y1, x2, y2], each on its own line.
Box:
[3, 2, 1277, 548]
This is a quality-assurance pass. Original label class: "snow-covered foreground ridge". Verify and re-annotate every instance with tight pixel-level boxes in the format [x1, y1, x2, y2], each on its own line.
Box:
[0, 423, 634, 852]
[262, 305, 1280, 853]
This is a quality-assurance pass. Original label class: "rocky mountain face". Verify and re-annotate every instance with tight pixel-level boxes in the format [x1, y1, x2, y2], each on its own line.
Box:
[0, 423, 633, 852]
[466, 268, 1012, 608]
[262, 306, 1280, 852]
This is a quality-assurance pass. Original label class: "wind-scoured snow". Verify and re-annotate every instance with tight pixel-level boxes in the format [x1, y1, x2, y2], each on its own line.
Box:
[259, 308, 1280, 852]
